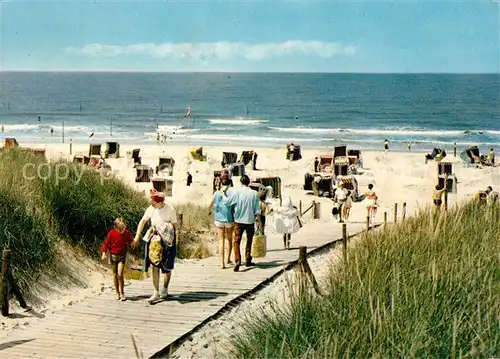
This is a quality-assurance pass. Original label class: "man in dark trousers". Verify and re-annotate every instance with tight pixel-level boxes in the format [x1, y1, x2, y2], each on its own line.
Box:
[314, 157, 320, 172]
[186, 172, 193, 186]
[229, 175, 261, 272]
[252, 152, 258, 170]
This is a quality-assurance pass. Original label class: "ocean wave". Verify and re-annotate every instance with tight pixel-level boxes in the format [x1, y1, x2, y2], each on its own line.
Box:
[269, 126, 500, 137]
[2, 124, 40, 131]
[186, 133, 326, 143]
[208, 118, 268, 125]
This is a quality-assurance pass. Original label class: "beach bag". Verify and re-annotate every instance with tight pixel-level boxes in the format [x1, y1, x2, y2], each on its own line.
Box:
[251, 232, 267, 258]
[332, 203, 339, 218]
[148, 238, 163, 267]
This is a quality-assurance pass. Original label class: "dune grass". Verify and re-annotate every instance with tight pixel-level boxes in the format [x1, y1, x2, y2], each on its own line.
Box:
[0, 149, 212, 292]
[227, 201, 500, 358]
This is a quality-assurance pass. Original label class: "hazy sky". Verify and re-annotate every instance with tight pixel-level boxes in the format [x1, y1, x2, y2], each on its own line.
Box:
[1, 1, 498, 73]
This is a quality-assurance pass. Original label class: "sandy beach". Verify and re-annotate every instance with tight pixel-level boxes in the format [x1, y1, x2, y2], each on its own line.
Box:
[32, 140, 499, 215]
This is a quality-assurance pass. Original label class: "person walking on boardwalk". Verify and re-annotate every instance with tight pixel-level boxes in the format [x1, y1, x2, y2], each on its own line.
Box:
[101, 218, 134, 301]
[229, 175, 261, 272]
[273, 197, 301, 250]
[364, 184, 378, 219]
[333, 182, 349, 223]
[132, 189, 178, 303]
[208, 183, 234, 269]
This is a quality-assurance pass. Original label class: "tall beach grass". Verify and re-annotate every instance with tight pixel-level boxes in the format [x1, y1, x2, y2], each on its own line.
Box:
[228, 202, 500, 358]
[0, 149, 212, 292]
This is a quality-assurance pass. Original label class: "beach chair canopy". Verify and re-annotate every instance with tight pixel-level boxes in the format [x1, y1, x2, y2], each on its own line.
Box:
[89, 144, 102, 157]
[468, 146, 480, 158]
[222, 152, 238, 165]
[190, 147, 206, 161]
[426, 148, 447, 160]
[334, 145, 347, 158]
[347, 149, 362, 159]
[190, 147, 203, 156]
[159, 156, 175, 166]
[104, 142, 120, 158]
[460, 150, 473, 164]
[437, 162, 453, 175]
[239, 151, 255, 166]
[255, 177, 281, 199]
[319, 155, 333, 165]
[4, 137, 19, 149]
[336, 176, 359, 196]
[334, 163, 349, 177]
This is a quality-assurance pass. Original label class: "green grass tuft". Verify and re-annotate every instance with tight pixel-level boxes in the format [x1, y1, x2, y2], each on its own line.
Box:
[0, 149, 213, 293]
[227, 202, 500, 358]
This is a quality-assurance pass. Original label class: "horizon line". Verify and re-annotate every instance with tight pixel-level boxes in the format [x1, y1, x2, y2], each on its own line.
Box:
[0, 69, 499, 75]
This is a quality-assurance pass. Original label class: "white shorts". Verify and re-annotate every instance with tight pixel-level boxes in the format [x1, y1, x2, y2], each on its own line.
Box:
[214, 221, 233, 229]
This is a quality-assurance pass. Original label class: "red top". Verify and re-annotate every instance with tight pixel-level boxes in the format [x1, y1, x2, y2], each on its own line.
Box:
[101, 228, 133, 256]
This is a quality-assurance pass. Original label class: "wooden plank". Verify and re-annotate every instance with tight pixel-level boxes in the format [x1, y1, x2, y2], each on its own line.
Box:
[0, 219, 365, 359]
[51, 307, 216, 325]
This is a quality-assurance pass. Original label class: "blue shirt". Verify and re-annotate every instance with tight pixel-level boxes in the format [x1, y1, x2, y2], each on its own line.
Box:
[213, 189, 234, 224]
[229, 187, 260, 224]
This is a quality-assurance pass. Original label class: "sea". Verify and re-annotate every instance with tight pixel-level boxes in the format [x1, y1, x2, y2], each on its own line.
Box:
[0, 72, 499, 152]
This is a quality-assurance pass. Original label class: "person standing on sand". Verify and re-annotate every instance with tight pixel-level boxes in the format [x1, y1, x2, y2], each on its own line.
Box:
[229, 175, 260, 272]
[384, 139, 389, 158]
[488, 148, 495, 166]
[208, 184, 234, 269]
[186, 172, 193, 186]
[101, 218, 134, 301]
[252, 152, 258, 170]
[132, 189, 177, 303]
[364, 184, 378, 219]
[314, 157, 319, 172]
[288, 144, 295, 160]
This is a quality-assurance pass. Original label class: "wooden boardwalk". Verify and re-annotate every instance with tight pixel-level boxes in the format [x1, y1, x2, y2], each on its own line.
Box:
[0, 218, 368, 359]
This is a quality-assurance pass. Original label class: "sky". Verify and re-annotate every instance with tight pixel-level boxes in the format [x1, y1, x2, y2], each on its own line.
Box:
[0, 1, 498, 73]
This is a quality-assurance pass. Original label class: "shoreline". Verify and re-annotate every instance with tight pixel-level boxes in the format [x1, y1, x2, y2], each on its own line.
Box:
[4, 136, 496, 155]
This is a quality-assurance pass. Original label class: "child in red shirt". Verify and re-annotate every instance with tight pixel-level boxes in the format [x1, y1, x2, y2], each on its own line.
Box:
[101, 218, 134, 301]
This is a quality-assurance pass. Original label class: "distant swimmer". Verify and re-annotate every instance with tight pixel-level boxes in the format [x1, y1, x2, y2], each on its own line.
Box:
[50, 128, 54, 136]
[384, 139, 389, 158]
[38, 116, 41, 122]
[89, 132, 94, 138]
[295, 116, 299, 120]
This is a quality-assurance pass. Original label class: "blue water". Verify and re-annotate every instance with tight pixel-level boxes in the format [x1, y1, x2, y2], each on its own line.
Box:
[0, 72, 498, 152]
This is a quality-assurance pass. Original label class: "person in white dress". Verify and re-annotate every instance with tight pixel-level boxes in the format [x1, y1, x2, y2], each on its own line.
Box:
[273, 197, 301, 250]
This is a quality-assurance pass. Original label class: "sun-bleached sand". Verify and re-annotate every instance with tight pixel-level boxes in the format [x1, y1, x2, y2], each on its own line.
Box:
[2, 139, 498, 335]
[34, 140, 499, 214]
